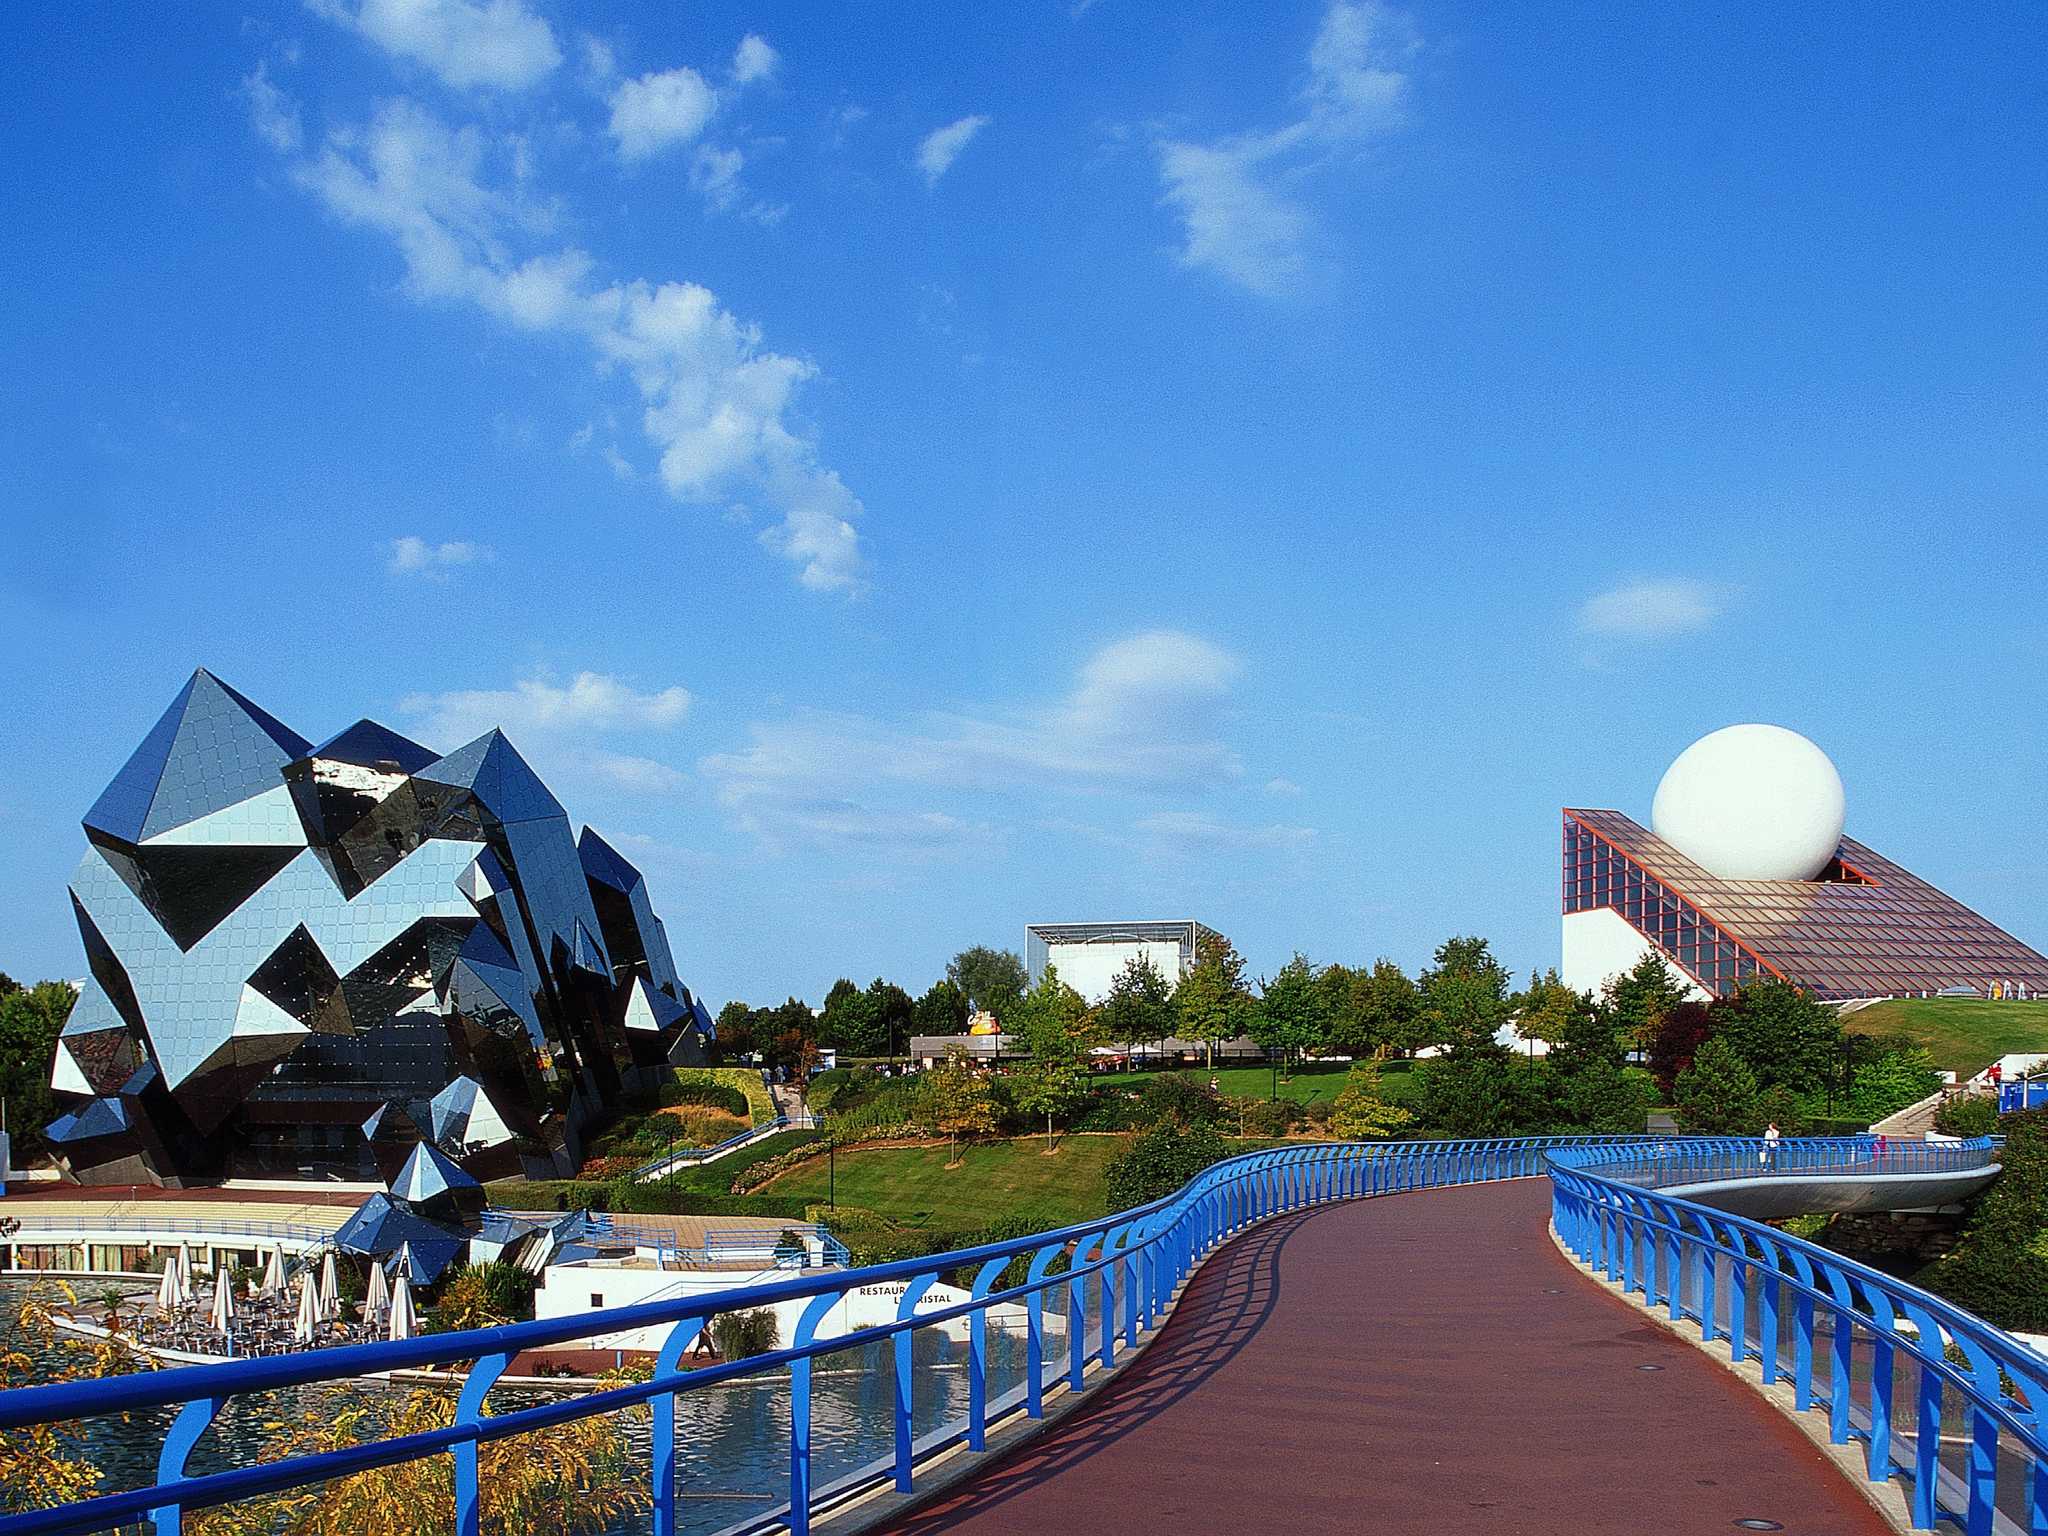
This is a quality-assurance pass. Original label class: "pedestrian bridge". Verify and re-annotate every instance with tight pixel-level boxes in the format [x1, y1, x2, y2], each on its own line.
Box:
[1574, 1137, 2005, 1220]
[0, 1134, 2036, 1536]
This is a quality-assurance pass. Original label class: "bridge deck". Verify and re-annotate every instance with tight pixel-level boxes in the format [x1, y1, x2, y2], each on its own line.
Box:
[874, 1181, 1889, 1536]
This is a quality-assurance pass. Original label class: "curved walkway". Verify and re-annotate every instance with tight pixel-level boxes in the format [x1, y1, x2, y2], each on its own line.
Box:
[873, 1181, 1890, 1536]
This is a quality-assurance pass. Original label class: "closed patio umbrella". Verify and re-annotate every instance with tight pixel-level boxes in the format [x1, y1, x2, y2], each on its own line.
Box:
[293, 1272, 319, 1345]
[259, 1248, 284, 1300]
[363, 1255, 390, 1324]
[209, 1269, 235, 1337]
[155, 1254, 181, 1313]
[386, 1269, 416, 1341]
[318, 1252, 340, 1323]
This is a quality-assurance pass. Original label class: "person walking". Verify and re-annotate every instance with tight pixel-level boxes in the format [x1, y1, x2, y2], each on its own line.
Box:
[1761, 1121, 1781, 1167]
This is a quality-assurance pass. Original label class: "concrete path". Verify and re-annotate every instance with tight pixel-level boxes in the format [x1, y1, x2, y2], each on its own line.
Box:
[873, 1181, 1891, 1536]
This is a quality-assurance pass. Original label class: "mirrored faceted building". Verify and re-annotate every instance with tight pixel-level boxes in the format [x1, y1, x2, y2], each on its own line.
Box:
[47, 669, 711, 1187]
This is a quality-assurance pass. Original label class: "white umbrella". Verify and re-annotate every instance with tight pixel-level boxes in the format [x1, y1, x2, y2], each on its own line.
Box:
[386, 1269, 416, 1341]
[363, 1256, 390, 1324]
[259, 1248, 284, 1300]
[318, 1252, 340, 1323]
[175, 1245, 193, 1296]
[155, 1253, 181, 1313]
[293, 1272, 319, 1345]
[209, 1269, 235, 1336]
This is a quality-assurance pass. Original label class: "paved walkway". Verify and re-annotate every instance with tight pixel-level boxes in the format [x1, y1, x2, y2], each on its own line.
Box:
[875, 1181, 1890, 1536]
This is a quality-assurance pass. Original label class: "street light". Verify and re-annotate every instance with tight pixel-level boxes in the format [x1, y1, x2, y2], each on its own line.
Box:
[828, 1131, 836, 1209]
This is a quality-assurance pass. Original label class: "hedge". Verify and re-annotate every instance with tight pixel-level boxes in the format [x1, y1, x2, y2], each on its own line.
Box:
[668, 1067, 775, 1126]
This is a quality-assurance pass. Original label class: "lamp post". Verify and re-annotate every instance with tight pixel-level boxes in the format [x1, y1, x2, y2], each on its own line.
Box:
[828, 1131, 836, 1209]
[1271, 1052, 1279, 1102]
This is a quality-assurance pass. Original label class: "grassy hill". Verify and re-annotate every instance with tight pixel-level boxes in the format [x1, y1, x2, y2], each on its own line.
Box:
[1845, 997, 2048, 1076]
[760, 1134, 1126, 1232]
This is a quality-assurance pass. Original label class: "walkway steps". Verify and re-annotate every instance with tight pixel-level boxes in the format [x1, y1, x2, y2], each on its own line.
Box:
[867, 1182, 1892, 1536]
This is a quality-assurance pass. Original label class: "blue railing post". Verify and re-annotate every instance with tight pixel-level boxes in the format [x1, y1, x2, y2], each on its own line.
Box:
[650, 1310, 703, 1536]
[1025, 1242, 1062, 1419]
[453, 1350, 510, 1536]
[150, 1394, 225, 1536]
[966, 1255, 1009, 1454]
[893, 1273, 937, 1492]
[788, 1290, 842, 1533]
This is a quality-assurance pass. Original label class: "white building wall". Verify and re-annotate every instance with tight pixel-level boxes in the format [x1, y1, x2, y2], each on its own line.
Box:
[1561, 908, 1709, 1002]
[1046, 939, 1187, 1005]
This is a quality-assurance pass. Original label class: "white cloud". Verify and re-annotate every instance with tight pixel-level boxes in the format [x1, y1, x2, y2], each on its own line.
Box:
[403, 669, 691, 746]
[732, 35, 779, 86]
[313, 0, 560, 90]
[241, 61, 303, 153]
[291, 100, 865, 590]
[609, 67, 718, 162]
[1156, 1, 1416, 296]
[1264, 776, 1303, 797]
[1577, 578, 1733, 640]
[388, 534, 491, 575]
[917, 114, 990, 187]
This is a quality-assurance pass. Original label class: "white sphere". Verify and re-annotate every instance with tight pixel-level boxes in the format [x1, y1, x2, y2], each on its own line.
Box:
[1650, 724, 1845, 882]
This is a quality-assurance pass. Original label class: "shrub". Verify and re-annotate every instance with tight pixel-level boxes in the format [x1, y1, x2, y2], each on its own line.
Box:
[1137, 1073, 1221, 1129]
[660, 1081, 749, 1117]
[661, 1105, 749, 1147]
[1105, 1121, 1229, 1210]
[1674, 1036, 1762, 1134]
[710, 1308, 779, 1361]
[667, 1067, 775, 1126]
[1069, 1090, 1147, 1133]
[1226, 1096, 1297, 1138]
[576, 1154, 646, 1180]
[1934, 1095, 2000, 1139]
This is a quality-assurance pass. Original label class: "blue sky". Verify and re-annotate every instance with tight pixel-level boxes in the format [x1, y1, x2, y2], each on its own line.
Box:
[2, 1, 2044, 1009]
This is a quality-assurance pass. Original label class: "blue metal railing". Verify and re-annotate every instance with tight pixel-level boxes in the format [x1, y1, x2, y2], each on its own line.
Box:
[1548, 1137, 2043, 1534]
[1999, 1081, 2048, 1114]
[1557, 1134, 2003, 1188]
[0, 1133, 2030, 1536]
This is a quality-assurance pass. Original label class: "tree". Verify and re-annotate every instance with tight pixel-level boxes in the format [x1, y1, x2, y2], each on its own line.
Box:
[1537, 976, 1649, 1133]
[1673, 1035, 1762, 1134]
[1014, 1058, 1088, 1152]
[818, 979, 874, 1054]
[1413, 1052, 1544, 1137]
[1009, 964, 1093, 1063]
[0, 981, 77, 1156]
[1846, 1043, 1942, 1125]
[1340, 958, 1422, 1056]
[945, 946, 1029, 1020]
[1601, 952, 1692, 1054]
[864, 979, 916, 1060]
[1415, 936, 1511, 1052]
[713, 1000, 757, 1063]
[1251, 954, 1332, 1076]
[911, 978, 969, 1042]
[1174, 933, 1254, 1068]
[1099, 954, 1176, 1060]
[927, 1048, 998, 1167]
[1710, 977, 1843, 1095]
[1328, 1059, 1414, 1139]
[1647, 1000, 1714, 1098]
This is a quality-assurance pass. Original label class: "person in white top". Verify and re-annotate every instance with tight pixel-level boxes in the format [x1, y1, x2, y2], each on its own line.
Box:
[1761, 1121, 1781, 1166]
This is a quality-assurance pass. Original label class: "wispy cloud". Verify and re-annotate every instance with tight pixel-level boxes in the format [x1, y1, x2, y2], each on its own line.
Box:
[241, 61, 302, 153]
[312, 0, 561, 91]
[1134, 810, 1316, 855]
[388, 534, 491, 576]
[702, 630, 1247, 852]
[1157, 1, 1417, 297]
[403, 669, 691, 746]
[1264, 776, 1303, 797]
[285, 98, 866, 590]
[917, 114, 991, 187]
[1577, 578, 1734, 640]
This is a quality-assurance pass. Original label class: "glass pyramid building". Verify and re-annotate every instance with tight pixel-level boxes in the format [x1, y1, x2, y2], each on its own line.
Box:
[46, 669, 712, 1187]
[1562, 807, 2048, 1003]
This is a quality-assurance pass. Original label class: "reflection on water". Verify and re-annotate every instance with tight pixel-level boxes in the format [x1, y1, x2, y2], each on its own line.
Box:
[2, 1279, 1057, 1536]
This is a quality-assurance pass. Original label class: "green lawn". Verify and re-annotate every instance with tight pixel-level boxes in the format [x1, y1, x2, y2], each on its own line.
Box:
[760, 1135, 1126, 1231]
[1846, 997, 2048, 1076]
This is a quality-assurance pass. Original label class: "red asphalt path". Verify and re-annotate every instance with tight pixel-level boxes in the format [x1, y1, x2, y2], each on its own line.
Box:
[874, 1181, 1890, 1536]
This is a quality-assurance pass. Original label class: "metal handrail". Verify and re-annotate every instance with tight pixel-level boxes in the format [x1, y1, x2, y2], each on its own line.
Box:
[0, 1214, 339, 1246]
[0, 1133, 2030, 1536]
[1547, 1136, 2043, 1534]
[628, 1115, 796, 1182]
